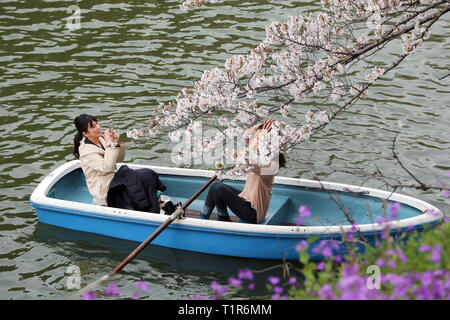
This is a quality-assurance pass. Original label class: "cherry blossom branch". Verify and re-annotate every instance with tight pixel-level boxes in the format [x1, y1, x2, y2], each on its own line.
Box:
[126, 0, 449, 177]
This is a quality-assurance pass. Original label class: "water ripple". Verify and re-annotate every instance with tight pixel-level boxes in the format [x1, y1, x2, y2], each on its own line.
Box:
[0, 0, 448, 299]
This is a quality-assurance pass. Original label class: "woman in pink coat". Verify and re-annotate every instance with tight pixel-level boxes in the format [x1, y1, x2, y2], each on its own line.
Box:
[200, 118, 286, 224]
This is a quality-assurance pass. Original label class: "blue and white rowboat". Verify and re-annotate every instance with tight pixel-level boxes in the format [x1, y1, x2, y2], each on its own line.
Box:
[30, 160, 443, 261]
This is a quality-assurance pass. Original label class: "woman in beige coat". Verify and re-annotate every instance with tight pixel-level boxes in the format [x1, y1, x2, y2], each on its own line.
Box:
[73, 114, 166, 212]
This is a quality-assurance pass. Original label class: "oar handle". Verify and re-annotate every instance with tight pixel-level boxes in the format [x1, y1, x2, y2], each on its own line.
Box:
[109, 174, 218, 276]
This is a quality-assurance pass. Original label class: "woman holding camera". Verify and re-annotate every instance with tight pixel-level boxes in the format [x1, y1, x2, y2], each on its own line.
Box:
[73, 114, 166, 213]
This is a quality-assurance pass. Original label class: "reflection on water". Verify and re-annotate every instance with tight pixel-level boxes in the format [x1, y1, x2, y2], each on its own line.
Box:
[0, 0, 448, 299]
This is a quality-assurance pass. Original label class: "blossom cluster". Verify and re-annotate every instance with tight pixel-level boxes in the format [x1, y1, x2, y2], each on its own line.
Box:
[126, 0, 443, 176]
[180, 0, 218, 11]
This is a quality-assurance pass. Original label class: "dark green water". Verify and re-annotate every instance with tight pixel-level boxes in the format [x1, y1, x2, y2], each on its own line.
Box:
[0, 0, 448, 299]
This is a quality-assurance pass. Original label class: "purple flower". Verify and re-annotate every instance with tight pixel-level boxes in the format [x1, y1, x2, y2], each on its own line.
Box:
[299, 205, 312, 217]
[135, 280, 149, 291]
[316, 261, 326, 271]
[131, 291, 140, 299]
[296, 217, 303, 226]
[419, 244, 431, 252]
[81, 291, 98, 300]
[392, 284, 407, 299]
[312, 240, 336, 258]
[376, 258, 386, 267]
[381, 226, 390, 240]
[330, 241, 340, 250]
[387, 259, 396, 268]
[268, 276, 280, 286]
[421, 271, 433, 287]
[238, 269, 254, 281]
[104, 282, 120, 296]
[319, 284, 335, 300]
[376, 215, 391, 224]
[341, 263, 360, 277]
[288, 277, 297, 285]
[397, 249, 407, 264]
[432, 280, 446, 299]
[248, 283, 255, 290]
[322, 246, 333, 258]
[386, 249, 396, 256]
[430, 245, 442, 265]
[228, 277, 242, 288]
[210, 281, 228, 295]
[444, 189, 449, 199]
[296, 240, 308, 252]
[426, 209, 441, 217]
[273, 286, 283, 295]
[271, 293, 280, 300]
[433, 269, 444, 277]
[389, 202, 401, 219]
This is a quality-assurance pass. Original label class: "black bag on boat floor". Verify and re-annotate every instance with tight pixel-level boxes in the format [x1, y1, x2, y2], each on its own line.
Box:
[107, 165, 166, 213]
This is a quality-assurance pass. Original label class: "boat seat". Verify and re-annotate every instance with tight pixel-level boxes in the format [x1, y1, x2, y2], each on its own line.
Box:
[259, 195, 290, 225]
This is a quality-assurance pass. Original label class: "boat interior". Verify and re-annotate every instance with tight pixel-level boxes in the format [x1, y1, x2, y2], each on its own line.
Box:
[47, 167, 423, 227]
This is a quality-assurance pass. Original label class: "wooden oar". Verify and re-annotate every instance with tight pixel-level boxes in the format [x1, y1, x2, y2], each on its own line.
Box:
[67, 174, 217, 299]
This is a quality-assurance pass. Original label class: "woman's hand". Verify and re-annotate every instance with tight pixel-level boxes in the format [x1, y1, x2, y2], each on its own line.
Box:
[247, 118, 274, 146]
[104, 129, 120, 147]
[104, 128, 112, 146]
[111, 130, 120, 145]
[252, 118, 274, 132]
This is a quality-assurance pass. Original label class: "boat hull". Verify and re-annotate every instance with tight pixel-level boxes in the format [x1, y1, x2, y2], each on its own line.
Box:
[30, 161, 443, 261]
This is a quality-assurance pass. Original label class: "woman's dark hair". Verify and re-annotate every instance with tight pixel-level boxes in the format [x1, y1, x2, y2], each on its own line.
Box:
[73, 114, 98, 158]
[279, 153, 286, 168]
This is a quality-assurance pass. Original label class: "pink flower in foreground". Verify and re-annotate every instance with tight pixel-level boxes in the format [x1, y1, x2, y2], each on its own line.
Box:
[430, 245, 442, 265]
[316, 261, 326, 271]
[268, 276, 280, 286]
[210, 281, 228, 295]
[135, 280, 149, 291]
[319, 284, 335, 300]
[228, 277, 242, 288]
[299, 205, 312, 217]
[81, 291, 98, 300]
[238, 268, 254, 281]
[104, 282, 120, 296]
[389, 202, 401, 219]
[296, 240, 308, 252]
